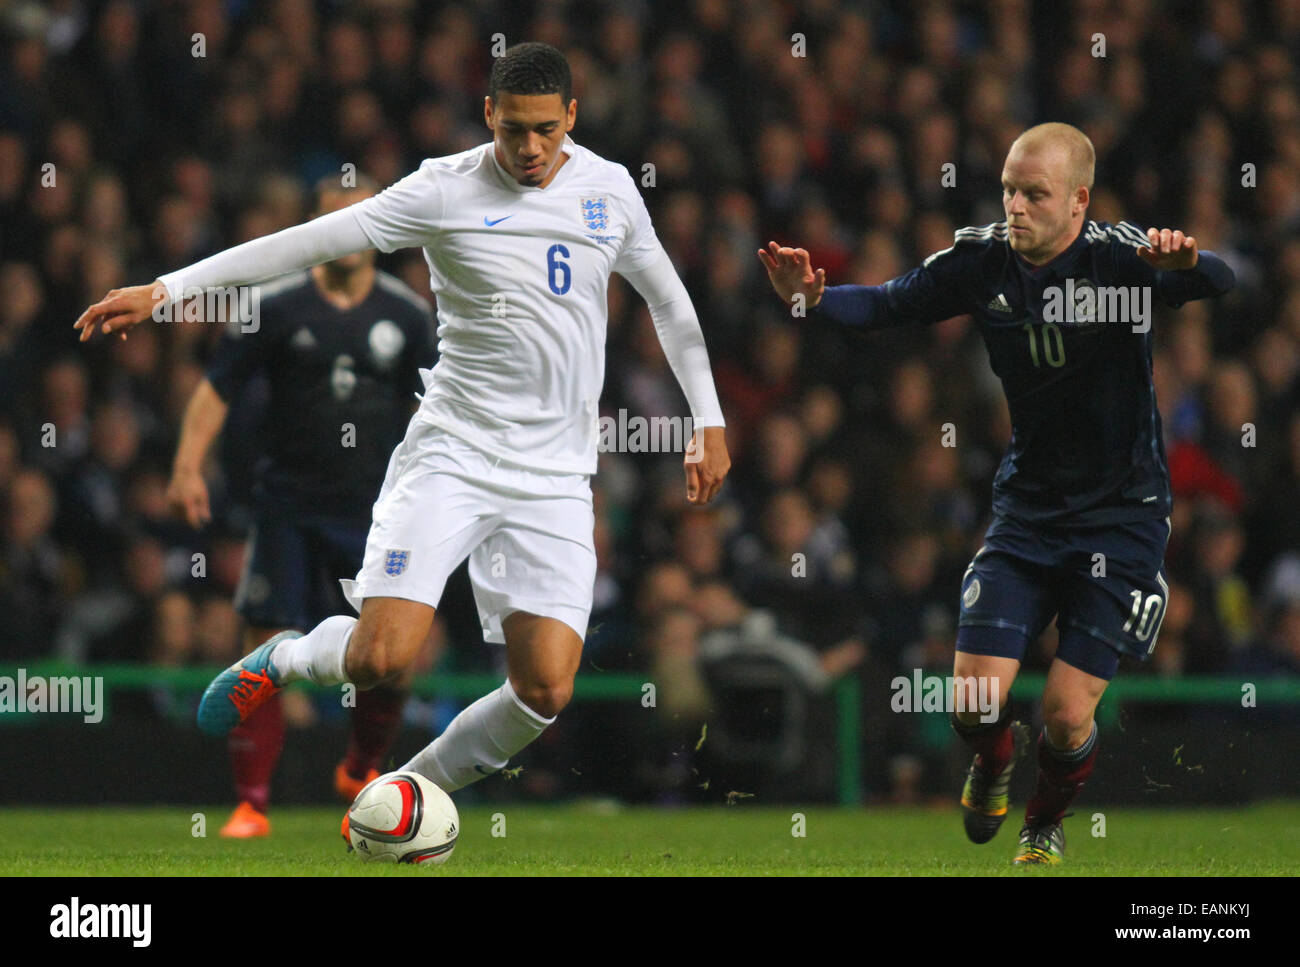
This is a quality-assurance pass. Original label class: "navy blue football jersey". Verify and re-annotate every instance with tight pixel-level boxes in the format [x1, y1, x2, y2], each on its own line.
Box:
[814, 220, 1235, 526]
[207, 269, 435, 515]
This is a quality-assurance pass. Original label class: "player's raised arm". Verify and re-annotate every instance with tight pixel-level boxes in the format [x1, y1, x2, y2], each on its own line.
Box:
[758, 241, 827, 307]
[1129, 225, 1235, 304]
[73, 205, 374, 342]
[760, 238, 971, 330]
[1137, 227, 1199, 270]
[72, 281, 168, 343]
[75, 164, 444, 343]
[619, 251, 731, 504]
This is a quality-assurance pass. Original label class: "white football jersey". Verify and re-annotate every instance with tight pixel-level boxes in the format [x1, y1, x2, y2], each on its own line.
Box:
[350, 136, 666, 475]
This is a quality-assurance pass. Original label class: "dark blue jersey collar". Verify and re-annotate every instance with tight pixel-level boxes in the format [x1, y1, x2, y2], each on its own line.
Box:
[1013, 223, 1091, 281]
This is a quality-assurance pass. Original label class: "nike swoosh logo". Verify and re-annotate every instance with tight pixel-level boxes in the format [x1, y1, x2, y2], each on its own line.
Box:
[484, 215, 514, 227]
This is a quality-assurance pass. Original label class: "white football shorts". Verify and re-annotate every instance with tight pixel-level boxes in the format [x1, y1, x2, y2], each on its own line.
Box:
[341, 420, 596, 643]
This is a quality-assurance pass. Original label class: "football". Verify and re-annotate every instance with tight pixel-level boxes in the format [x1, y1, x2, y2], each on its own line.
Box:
[345, 771, 459, 866]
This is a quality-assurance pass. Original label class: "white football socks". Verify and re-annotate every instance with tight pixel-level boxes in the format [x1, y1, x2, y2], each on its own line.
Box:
[270, 615, 355, 685]
[271, 623, 555, 790]
[402, 679, 554, 791]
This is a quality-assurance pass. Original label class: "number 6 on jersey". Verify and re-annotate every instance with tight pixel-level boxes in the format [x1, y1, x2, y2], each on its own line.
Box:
[547, 243, 571, 295]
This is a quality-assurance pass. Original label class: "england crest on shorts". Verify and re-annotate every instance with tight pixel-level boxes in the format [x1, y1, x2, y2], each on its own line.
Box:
[580, 196, 609, 231]
[384, 549, 410, 577]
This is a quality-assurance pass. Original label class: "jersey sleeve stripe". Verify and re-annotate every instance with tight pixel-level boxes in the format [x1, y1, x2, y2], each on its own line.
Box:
[955, 221, 1007, 241]
[1115, 221, 1153, 249]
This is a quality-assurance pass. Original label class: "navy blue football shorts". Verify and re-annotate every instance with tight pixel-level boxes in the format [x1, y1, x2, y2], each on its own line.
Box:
[233, 504, 370, 630]
[955, 513, 1170, 681]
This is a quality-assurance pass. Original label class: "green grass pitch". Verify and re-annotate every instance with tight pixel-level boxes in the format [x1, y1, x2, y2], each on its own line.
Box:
[2, 802, 1297, 875]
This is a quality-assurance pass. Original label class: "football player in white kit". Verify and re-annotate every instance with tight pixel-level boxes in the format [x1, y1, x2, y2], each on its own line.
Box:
[75, 43, 730, 801]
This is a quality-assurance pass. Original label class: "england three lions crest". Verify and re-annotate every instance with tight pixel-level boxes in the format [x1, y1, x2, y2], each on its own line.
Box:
[384, 549, 410, 577]
[580, 196, 609, 231]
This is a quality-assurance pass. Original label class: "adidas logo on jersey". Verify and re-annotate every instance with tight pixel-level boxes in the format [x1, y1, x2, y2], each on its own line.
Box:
[986, 293, 1014, 313]
[291, 327, 318, 350]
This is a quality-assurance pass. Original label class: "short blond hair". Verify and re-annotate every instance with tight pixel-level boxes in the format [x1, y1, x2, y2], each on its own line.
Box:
[1010, 122, 1095, 192]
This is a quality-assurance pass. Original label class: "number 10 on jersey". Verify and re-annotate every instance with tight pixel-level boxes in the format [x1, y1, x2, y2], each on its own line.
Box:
[1023, 321, 1065, 368]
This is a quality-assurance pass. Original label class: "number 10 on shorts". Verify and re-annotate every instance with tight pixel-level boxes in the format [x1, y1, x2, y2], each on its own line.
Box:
[1122, 588, 1166, 652]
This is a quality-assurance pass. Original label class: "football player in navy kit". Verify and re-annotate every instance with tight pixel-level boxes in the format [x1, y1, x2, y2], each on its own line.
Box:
[761, 122, 1234, 864]
[166, 177, 435, 837]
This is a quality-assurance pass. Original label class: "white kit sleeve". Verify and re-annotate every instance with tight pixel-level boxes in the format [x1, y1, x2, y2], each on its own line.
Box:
[619, 248, 727, 429]
[157, 162, 445, 304]
[156, 207, 372, 305]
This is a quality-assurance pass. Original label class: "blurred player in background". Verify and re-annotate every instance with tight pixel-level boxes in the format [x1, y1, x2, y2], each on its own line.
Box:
[761, 123, 1234, 865]
[76, 43, 729, 818]
[167, 176, 436, 836]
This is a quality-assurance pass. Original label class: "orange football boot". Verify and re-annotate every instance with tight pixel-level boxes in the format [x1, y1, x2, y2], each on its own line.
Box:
[220, 801, 271, 838]
[334, 763, 381, 803]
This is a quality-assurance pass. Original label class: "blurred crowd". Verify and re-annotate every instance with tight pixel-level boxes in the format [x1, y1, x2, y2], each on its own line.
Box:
[1, 0, 1298, 800]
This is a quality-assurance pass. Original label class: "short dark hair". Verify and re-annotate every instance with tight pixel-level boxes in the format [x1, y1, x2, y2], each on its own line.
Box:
[489, 42, 572, 105]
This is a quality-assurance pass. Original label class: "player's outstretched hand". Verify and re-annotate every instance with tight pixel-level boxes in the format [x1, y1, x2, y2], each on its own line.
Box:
[684, 425, 730, 505]
[757, 241, 826, 308]
[73, 282, 168, 342]
[1137, 228, 1198, 270]
[166, 466, 212, 529]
